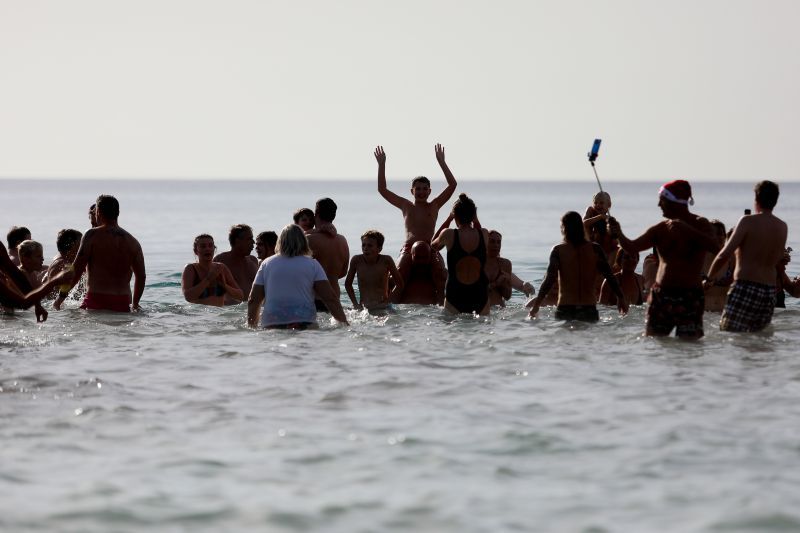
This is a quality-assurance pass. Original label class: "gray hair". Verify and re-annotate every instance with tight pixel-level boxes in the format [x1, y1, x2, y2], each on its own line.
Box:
[277, 224, 310, 258]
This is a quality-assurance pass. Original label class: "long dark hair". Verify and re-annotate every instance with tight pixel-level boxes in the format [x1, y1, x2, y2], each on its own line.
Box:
[561, 211, 587, 245]
[452, 194, 477, 225]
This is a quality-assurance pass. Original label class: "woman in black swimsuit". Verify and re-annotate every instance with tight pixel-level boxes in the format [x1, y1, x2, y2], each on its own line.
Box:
[431, 194, 490, 315]
[181, 234, 243, 306]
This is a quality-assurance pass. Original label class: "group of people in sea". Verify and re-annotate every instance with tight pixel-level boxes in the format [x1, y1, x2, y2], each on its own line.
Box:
[2, 145, 798, 339]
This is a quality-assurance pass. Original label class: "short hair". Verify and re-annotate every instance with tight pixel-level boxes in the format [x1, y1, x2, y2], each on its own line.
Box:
[277, 224, 310, 257]
[709, 219, 726, 236]
[452, 193, 477, 225]
[361, 230, 385, 249]
[17, 239, 42, 258]
[228, 224, 253, 247]
[755, 180, 779, 210]
[561, 211, 587, 245]
[293, 208, 314, 223]
[193, 233, 215, 253]
[96, 195, 120, 221]
[614, 247, 639, 268]
[412, 176, 430, 188]
[56, 229, 82, 254]
[256, 231, 278, 247]
[593, 191, 611, 204]
[315, 198, 337, 223]
[7, 226, 31, 249]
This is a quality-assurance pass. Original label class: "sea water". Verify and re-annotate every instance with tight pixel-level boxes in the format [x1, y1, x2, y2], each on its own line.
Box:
[2, 179, 800, 532]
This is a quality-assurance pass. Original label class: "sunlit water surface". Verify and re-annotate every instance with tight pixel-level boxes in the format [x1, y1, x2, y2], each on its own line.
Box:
[2, 180, 800, 532]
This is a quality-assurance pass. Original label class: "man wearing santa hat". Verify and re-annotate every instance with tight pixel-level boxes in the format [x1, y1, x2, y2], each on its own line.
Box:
[609, 180, 720, 339]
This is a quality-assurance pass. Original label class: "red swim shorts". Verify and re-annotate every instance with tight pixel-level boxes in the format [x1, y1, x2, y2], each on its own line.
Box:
[80, 292, 132, 312]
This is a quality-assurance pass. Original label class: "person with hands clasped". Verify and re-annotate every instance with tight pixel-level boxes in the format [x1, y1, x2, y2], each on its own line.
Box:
[182, 234, 243, 306]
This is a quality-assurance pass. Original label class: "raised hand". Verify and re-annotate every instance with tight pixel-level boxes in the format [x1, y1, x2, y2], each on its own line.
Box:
[435, 143, 445, 165]
[374, 145, 386, 165]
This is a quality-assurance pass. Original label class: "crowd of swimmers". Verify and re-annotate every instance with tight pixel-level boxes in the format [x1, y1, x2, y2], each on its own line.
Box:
[1, 145, 798, 339]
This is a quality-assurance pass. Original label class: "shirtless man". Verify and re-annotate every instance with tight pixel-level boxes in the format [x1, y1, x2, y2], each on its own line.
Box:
[705, 180, 787, 332]
[485, 230, 534, 306]
[306, 198, 349, 309]
[375, 144, 457, 305]
[609, 180, 719, 338]
[213, 224, 259, 304]
[54, 195, 146, 312]
[528, 211, 627, 321]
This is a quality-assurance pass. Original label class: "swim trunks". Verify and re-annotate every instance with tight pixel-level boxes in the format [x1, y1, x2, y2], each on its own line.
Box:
[267, 322, 314, 330]
[80, 292, 131, 312]
[646, 285, 704, 338]
[555, 304, 599, 322]
[720, 280, 776, 332]
[445, 229, 488, 313]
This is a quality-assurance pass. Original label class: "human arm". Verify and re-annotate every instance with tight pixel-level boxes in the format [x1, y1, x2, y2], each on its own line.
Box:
[527, 247, 559, 318]
[220, 264, 244, 301]
[338, 237, 350, 279]
[344, 257, 361, 310]
[131, 241, 146, 311]
[0, 269, 72, 309]
[509, 272, 534, 297]
[608, 217, 655, 255]
[314, 280, 349, 325]
[375, 146, 408, 209]
[433, 213, 454, 241]
[247, 283, 265, 327]
[430, 228, 453, 252]
[431, 143, 458, 208]
[386, 256, 404, 299]
[705, 218, 747, 286]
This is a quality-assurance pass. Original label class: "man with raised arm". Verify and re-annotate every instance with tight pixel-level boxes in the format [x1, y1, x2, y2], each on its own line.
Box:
[608, 180, 719, 339]
[705, 180, 787, 332]
[54, 195, 146, 312]
[375, 144, 457, 305]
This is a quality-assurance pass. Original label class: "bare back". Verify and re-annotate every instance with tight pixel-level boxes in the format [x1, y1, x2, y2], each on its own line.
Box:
[730, 213, 788, 285]
[555, 242, 606, 306]
[308, 233, 349, 296]
[80, 225, 143, 295]
[650, 216, 715, 288]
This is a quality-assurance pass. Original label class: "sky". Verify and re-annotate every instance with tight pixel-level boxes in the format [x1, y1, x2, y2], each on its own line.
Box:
[1, 0, 798, 181]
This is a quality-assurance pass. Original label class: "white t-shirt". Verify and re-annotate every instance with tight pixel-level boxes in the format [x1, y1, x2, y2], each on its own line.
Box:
[253, 255, 328, 327]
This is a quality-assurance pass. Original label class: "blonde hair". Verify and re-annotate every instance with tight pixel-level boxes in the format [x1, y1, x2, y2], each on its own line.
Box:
[277, 224, 310, 258]
[17, 239, 42, 258]
[593, 191, 611, 204]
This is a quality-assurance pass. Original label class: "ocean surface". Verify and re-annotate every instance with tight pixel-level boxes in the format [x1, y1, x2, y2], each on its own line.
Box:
[2, 179, 800, 532]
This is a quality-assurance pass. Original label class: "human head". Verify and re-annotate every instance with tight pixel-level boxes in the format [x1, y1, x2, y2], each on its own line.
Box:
[7, 226, 31, 250]
[411, 176, 431, 202]
[88, 203, 98, 227]
[17, 240, 44, 270]
[193, 234, 215, 256]
[227, 223, 254, 253]
[293, 208, 315, 231]
[410, 241, 432, 265]
[657, 180, 694, 218]
[277, 224, 310, 257]
[452, 193, 477, 225]
[615, 248, 639, 273]
[95, 195, 120, 223]
[754, 180, 779, 211]
[255, 231, 278, 260]
[56, 229, 82, 256]
[361, 230, 385, 256]
[592, 191, 611, 213]
[487, 230, 502, 257]
[315, 198, 337, 223]
[709, 219, 727, 245]
[561, 211, 587, 245]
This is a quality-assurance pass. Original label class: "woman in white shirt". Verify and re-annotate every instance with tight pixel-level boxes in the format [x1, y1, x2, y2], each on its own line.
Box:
[247, 224, 348, 329]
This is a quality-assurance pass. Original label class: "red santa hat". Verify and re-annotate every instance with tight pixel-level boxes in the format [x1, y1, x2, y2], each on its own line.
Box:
[659, 179, 694, 206]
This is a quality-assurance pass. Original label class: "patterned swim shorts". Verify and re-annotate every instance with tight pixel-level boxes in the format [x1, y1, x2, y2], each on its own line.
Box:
[720, 280, 776, 332]
[646, 285, 705, 338]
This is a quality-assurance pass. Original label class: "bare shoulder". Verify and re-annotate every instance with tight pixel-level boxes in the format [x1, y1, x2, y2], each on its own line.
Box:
[499, 257, 512, 271]
[379, 254, 395, 266]
[213, 251, 229, 261]
[247, 256, 259, 266]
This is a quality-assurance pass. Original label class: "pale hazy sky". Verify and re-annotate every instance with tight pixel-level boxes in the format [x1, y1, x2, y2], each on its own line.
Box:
[1, 0, 798, 181]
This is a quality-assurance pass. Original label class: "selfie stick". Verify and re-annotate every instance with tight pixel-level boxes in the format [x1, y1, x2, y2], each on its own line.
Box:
[587, 138, 603, 193]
